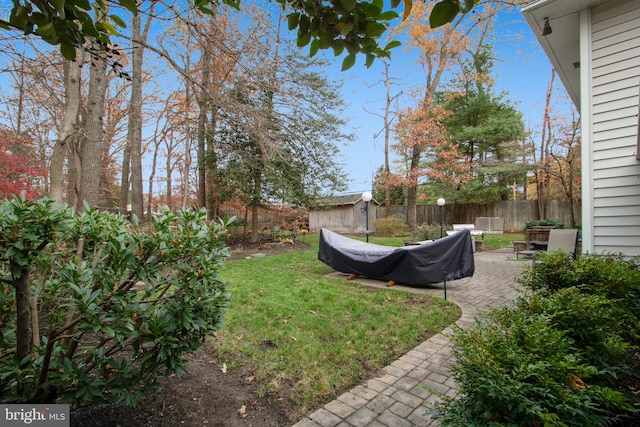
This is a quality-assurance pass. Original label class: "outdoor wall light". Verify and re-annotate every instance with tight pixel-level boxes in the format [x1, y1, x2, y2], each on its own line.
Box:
[542, 17, 552, 36]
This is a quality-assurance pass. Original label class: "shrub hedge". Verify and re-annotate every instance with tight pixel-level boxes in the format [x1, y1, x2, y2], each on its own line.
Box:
[435, 253, 640, 426]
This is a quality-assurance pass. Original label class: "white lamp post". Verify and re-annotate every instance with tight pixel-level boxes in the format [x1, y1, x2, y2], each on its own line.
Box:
[437, 198, 446, 238]
[362, 191, 373, 242]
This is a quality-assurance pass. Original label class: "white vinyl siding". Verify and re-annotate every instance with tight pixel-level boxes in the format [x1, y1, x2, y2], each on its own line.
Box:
[590, 0, 640, 256]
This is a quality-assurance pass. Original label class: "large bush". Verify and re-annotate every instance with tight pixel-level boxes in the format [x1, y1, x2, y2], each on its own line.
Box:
[518, 252, 640, 334]
[372, 217, 411, 237]
[0, 195, 231, 406]
[437, 294, 635, 426]
[435, 253, 640, 426]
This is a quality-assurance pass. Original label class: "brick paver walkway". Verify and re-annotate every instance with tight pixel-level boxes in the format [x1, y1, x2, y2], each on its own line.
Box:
[292, 248, 526, 427]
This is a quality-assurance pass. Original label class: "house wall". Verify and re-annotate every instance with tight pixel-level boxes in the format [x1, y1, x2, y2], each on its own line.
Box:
[589, 0, 640, 256]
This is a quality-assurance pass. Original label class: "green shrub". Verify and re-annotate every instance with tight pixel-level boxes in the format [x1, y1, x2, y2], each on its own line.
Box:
[518, 253, 640, 335]
[525, 219, 565, 229]
[522, 288, 630, 383]
[0, 195, 231, 406]
[414, 223, 444, 241]
[436, 296, 635, 426]
[372, 217, 411, 237]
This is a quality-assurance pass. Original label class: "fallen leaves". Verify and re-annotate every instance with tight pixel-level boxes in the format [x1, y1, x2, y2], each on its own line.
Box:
[237, 404, 247, 418]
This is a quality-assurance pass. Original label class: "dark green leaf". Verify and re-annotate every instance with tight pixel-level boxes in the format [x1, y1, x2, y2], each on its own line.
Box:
[9, 5, 29, 29]
[332, 41, 345, 56]
[297, 32, 311, 47]
[50, 0, 65, 17]
[430, 0, 460, 28]
[365, 53, 375, 68]
[345, 38, 359, 54]
[60, 41, 76, 60]
[340, 0, 356, 12]
[318, 29, 332, 49]
[74, 0, 91, 10]
[365, 22, 387, 37]
[287, 12, 300, 31]
[309, 39, 319, 57]
[110, 14, 126, 28]
[35, 22, 57, 39]
[341, 53, 356, 71]
[377, 11, 399, 21]
[361, 3, 382, 18]
[118, 0, 138, 14]
[463, 0, 479, 13]
[337, 21, 353, 36]
[299, 14, 310, 35]
[310, 15, 321, 32]
[197, 6, 215, 15]
[384, 40, 401, 50]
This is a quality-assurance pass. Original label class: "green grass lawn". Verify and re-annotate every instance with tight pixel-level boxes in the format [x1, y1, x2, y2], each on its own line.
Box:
[481, 232, 526, 250]
[216, 234, 460, 419]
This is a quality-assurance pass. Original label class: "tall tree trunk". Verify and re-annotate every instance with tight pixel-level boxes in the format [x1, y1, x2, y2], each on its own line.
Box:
[128, 9, 146, 221]
[181, 137, 191, 209]
[250, 173, 262, 243]
[537, 69, 555, 219]
[100, 142, 116, 209]
[119, 140, 131, 213]
[78, 51, 108, 211]
[206, 110, 218, 219]
[147, 139, 159, 220]
[406, 144, 421, 230]
[382, 60, 392, 217]
[196, 48, 209, 210]
[166, 149, 173, 209]
[50, 55, 81, 202]
[182, 48, 193, 211]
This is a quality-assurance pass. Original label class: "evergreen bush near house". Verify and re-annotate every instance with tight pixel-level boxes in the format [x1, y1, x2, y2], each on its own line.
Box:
[518, 252, 640, 335]
[434, 253, 640, 426]
[436, 302, 635, 426]
[0, 195, 231, 406]
[372, 217, 411, 237]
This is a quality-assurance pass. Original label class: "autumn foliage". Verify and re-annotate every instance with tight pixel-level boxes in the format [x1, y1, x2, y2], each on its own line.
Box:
[0, 130, 47, 199]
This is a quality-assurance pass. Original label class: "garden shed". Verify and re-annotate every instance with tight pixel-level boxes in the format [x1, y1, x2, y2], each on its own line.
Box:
[309, 193, 379, 234]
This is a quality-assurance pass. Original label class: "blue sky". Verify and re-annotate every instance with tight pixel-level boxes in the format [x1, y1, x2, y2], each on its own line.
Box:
[0, 0, 569, 200]
[319, 5, 567, 196]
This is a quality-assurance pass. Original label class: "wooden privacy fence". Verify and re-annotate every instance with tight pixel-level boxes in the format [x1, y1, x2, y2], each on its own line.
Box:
[377, 200, 581, 233]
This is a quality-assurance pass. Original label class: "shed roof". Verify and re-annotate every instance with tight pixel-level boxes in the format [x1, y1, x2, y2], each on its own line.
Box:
[313, 193, 380, 208]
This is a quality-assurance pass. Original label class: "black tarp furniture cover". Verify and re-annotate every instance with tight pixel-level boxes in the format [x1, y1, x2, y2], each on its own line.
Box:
[318, 228, 475, 287]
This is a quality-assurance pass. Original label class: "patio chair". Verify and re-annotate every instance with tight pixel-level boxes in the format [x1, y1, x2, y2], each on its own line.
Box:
[517, 228, 579, 261]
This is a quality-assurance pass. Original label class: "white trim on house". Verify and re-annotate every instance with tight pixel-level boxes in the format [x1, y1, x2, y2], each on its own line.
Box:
[580, 8, 594, 253]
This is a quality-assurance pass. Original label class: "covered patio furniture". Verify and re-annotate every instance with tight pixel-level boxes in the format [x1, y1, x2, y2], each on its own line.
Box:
[318, 228, 475, 287]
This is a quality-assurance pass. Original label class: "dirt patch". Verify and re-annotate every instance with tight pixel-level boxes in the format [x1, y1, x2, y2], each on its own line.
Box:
[226, 235, 310, 260]
[71, 237, 307, 427]
[71, 346, 291, 426]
